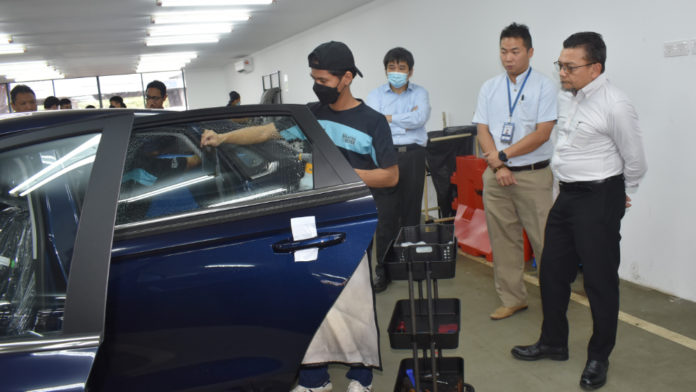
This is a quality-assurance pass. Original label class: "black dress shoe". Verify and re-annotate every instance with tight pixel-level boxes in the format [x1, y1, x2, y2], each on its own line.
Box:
[511, 340, 569, 361]
[372, 276, 390, 293]
[580, 359, 609, 390]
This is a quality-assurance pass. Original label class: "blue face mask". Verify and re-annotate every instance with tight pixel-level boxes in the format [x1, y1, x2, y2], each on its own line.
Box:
[387, 72, 409, 88]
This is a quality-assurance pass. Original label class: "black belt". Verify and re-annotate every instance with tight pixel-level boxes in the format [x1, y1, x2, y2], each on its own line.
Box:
[506, 159, 550, 172]
[559, 174, 624, 191]
[395, 144, 424, 153]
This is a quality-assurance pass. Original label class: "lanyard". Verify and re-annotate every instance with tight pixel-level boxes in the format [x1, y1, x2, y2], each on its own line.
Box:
[507, 67, 532, 121]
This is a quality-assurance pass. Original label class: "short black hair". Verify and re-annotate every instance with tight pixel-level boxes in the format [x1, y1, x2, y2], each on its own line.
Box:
[109, 95, 126, 107]
[383, 47, 414, 70]
[44, 96, 60, 109]
[228, 91, 240, 102]
[146, 80, 167, 97]
[500, 22, 533, 50]
[59, 98, 71, 105]
[563, 32, 607, 73]
[10, 84, 35, 104]
[85, 105, 96, 109]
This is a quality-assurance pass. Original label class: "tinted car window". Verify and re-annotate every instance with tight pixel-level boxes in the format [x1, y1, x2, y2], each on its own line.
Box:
[116, 115, 313, 224]
[0, 133, 101, 341]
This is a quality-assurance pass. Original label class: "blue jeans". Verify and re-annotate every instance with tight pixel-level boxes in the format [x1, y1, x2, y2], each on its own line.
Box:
[298, 365, 372, 387]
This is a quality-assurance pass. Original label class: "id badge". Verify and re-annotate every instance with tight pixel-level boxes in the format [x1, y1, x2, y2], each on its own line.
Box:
[500, 122, 515, 144]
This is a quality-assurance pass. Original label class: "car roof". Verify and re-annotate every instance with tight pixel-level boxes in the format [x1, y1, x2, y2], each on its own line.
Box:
[0, 109, 163, 137]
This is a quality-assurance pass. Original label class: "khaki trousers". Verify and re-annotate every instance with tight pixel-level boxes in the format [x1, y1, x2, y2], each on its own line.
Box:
[482, 166, 553, 307]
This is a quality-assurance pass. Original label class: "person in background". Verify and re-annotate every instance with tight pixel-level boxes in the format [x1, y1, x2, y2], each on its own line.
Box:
[511, 31, 647, 391]
[227, 91, 241, 107]
[59, 98, 72, 109]
[109, 95, 126, 108]
[10, 85, 37, 113]
[366, 47, 431, 293]
[472, 22, 557, 320]
[145, 80, 167, 109]
[44, 96, 60, 110]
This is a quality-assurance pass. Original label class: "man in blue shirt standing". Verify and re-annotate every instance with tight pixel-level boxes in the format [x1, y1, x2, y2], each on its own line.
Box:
[366, 47, 431, 292]
[473, 23, 557, 320]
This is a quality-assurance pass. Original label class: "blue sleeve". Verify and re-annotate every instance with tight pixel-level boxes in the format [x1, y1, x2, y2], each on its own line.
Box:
[390, 86, 431, 130]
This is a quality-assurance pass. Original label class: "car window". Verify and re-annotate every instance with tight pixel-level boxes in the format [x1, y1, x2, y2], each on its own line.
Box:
[0, 133, 101, 341]
[116, 115, 313, 225]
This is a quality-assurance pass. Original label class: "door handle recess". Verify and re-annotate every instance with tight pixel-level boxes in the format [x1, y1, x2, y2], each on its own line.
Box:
[272, 232, 345, 253]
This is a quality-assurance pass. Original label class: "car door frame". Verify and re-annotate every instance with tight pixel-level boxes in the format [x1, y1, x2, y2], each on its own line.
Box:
[116, 104, 372, 239]
[0, 113, 133, 391]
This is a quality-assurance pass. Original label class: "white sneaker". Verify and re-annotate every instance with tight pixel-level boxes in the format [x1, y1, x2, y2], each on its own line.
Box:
[346, 380, 372, 392]
[291, 381, 333, 392]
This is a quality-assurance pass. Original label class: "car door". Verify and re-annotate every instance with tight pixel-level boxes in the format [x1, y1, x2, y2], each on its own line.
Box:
[0, 113, 133, 391]
[93, 105, 378, 391]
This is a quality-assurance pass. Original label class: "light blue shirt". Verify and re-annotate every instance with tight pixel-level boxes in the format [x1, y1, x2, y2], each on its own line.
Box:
[472, 68, 557, 166]
[366, 82, 431, 147]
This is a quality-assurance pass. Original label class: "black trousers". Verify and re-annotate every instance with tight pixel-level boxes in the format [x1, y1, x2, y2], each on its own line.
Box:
[539, 175, 626, 361]
[396, 146, 427, 227]
[371, 186, 399, 280]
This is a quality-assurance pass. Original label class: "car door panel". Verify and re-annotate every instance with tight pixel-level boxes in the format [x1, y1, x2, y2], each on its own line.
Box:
[0, 114, 133, 392]
[91, 106, 377, 390]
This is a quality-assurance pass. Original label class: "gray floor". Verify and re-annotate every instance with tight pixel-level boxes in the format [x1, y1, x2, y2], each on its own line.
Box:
[327, 252, 696, 391]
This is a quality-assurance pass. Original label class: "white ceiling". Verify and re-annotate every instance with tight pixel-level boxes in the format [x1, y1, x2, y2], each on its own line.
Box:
[0, 0, 374, 80]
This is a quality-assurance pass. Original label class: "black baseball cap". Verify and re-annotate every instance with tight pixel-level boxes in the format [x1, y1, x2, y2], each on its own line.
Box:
[308, 41, 363, 77]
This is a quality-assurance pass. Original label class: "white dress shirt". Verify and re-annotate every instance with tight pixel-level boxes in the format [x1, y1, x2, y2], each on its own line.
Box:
[552, 74, 647, 193]
[473, 67, 558, 166]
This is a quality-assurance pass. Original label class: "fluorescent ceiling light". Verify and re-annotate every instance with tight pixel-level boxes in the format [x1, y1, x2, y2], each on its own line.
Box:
[0, 61, 48, 71]
[158, 0, 271, 5]
[0, 44, 26, 55]
[148, 23, 233, 36]
[146, 34, 220, 46]
[137, 52, 197, 72]
[0, 35, 12, 43]
[152, 10, 250, 24]
[0, 60, 63, 81]
[9, 72, 64, 82]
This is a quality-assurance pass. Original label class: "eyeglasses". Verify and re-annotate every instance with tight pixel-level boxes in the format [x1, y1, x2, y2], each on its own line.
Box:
[554, 61, 596, 73]
[146, 95, 163, 101]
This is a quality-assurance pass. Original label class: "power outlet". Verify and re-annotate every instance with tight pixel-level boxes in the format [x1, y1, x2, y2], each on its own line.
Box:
[664, 40, 690, 57]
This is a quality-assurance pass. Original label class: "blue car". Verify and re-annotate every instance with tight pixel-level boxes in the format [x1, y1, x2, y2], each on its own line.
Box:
[0, 106, 377, 391]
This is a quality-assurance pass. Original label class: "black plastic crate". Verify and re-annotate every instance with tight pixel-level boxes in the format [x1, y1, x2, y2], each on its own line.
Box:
[385, 224, 456, 280]
[388, 298, 460, 349]
[393, 357, 469, 392]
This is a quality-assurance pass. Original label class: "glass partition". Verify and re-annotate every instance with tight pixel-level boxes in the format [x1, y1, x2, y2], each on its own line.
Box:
[54, 77, 100, 109]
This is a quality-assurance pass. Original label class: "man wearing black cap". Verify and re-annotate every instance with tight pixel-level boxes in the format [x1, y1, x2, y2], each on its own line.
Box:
[201, 41, 396, 392]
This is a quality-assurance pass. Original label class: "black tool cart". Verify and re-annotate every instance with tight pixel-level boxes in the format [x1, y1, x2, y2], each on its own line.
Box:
[385, 224, 474, 392]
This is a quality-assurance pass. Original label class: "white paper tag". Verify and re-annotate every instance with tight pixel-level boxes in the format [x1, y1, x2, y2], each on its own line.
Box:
[291, 216, 318, 262]
[0, 256, 10, 267]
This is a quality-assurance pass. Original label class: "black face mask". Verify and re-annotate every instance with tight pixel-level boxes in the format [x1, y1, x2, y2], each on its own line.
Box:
[313, 82, 341, 104]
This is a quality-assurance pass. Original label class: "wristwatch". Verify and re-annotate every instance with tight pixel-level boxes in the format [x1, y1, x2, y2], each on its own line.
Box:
[498, 150, 508, 162]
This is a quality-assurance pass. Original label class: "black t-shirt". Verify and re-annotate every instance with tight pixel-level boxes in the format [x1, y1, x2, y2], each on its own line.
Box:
[306, 101, 398, 170]
[278, 101, 398, 171]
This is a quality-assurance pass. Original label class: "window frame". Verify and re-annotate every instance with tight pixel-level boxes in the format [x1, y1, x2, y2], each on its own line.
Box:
[114, 104, 369, 240]
[0, 112, 133, 352]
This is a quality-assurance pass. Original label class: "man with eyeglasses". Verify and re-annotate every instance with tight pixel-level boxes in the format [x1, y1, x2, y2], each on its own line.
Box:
[472, 22, 557, 321]
[146, 80, 167, 109]
[511, 32, 647, 391]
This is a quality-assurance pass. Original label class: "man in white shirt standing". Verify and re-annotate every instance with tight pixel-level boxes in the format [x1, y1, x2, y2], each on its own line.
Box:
[473, 23, 557, 320]
[511, 32, 647, 391]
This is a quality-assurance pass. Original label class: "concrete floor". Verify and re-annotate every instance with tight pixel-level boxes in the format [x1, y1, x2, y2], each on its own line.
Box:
[326, 252, 696, 391]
